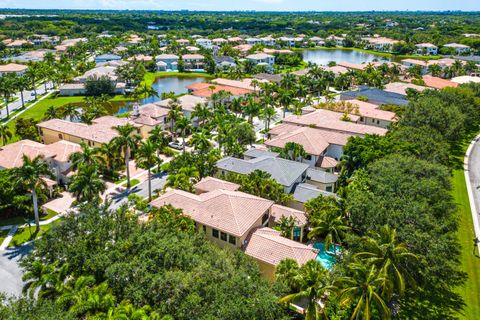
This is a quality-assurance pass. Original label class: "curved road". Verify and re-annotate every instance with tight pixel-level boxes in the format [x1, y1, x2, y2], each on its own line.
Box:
[466, 136, 480, 251]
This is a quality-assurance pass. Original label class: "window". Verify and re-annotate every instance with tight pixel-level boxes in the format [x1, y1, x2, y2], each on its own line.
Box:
[220, 232, 227, 241]
[229, 235, 236, 245]
[293, 227, 301, 242]
[326, 185, 333, 192]
[372, 119, 375, 123]
[305, 155, 312, 160]
[359, 117, 364, 122]
[203, 225, 206, 233]
[212, 228, 219, 238]
[262, 213, 269, 226]
[58, 134, 63, 139]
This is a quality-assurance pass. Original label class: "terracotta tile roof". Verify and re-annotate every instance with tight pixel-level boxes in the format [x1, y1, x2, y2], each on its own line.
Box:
[42, 140, 82, 162]
[337, 62, 368, 71]
[38, 116, 138, 144]
[317, 156, 338, 169]
[213, 78, 268, 91]
[271, 205, 307, 226]
[182, 54, 204, 60]
[194, 177, 240, 193]
[128, 54, 153, 62]
[266, 125, 351, 156]
[244, 227, 318, 267]
[348, 100, 397, 121]
[283, 109, 387, 136]
[156, 95, 207, 113]
[0, 140, 55, 169]
[186, 82, 212, 91]
[191, 84, 253, 98]
[150, 189, 273, 237]
[0, 63, 28, 73]
[421, 75, 459, 89]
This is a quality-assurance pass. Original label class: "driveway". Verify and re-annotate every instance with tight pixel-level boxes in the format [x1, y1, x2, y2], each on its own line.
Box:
[108, 172, 168, 210]
[0, 243, 33, 296]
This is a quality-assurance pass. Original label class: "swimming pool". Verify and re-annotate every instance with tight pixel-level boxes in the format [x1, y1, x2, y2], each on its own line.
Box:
[313, 242, 341, 270]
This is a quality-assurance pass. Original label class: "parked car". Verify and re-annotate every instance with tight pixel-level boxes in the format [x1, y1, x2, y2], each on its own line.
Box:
[168, 140, 185, 150]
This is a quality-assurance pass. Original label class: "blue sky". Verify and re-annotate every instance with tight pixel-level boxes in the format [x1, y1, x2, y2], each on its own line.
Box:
[1, 0, 479, 11]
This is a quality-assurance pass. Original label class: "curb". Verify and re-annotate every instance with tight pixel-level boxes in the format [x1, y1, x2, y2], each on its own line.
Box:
[464, 134, 480, 252]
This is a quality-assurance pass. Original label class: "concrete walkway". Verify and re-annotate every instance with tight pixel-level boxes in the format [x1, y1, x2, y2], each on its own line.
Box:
[464, 134, 480, 253]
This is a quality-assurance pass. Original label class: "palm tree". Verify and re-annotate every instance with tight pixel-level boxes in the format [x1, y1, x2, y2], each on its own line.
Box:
[274, 215, 298, 239]
[15, 74, 30, 109]
[306, 196, 349, 254]
[427, 64, 442, 77]
[191, 103, 212, 126]
[167, 99, 182, 136]
[26, 62, 41, 100]
[12, 155, 54, 232]
[136, 140, 158, 201]
[280, 260, 332, 320]
[165, 167, 199, 192]
[276, 258, 300, 290]
[148, 126, 169, 171]
[43, 105, 61, 120]
[277, 89, 293, 118]
[68, 141, 105, 171]
[69, 165, 106, 203]
[61, 103, 81, 122]
[191, 129, 212, 153]
[97, 141, 121, 174]
[259, 105, 277, 133]
[112, 124, 140, 189]
[0, 124, 12, 146]
[175, 116, 191, 154]
[0, 73, 17, 119]
[354, 225, 418, 299]
[336, 263, 391, 320]
[22, 261, 69, 299]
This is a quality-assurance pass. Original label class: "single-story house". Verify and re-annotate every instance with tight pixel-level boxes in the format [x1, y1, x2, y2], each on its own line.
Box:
[0, 63, 28, 75]
[340, 87, 409, 106]
[155, 54, 179, 71]
[59, 82, 126, 96]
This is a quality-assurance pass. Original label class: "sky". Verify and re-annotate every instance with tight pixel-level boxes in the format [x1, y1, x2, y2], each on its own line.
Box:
[1, 0, 479, 11]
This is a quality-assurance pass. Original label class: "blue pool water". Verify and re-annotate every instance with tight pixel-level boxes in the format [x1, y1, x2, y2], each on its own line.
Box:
[313, 242, 341, 270]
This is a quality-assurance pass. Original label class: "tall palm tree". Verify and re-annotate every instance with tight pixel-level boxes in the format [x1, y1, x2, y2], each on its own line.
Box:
[15, 74, 30, 109]
[61, 103, 81, 122]
[0, 73, 17, 119]
[354, 225, 418, 299]
[336, 263, 391, 320]
[22, 261, 69, 299]
[277, 89, 293, 118]
[175, 116, 191, 154]
[306, 196, 349, 254]
[276, 258, 300, 290]
[166, 99, 182, 136]
[280, 260, 332, 320]
[97, 141, 121, 174]
[280, 142, 307, 162]
[13, 155, 54, 232]
[191, 103, 212, 126]
[136, 140, 158, 201]
[0, 124, 12, 146]
[26, 62, 41, 100]
[259, 105, 277, 133]
[68, 141, 105, 171]
[43, 105, 61, 121]
[112, 124, 140, 189]
[69, 165, 106, 204]
[191, 129, 212, 153]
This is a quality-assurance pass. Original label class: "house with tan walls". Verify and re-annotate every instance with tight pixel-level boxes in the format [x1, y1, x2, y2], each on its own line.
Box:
[150, 177, 317, 280]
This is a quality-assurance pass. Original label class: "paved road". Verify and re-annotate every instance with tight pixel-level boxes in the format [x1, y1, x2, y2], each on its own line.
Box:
[108, 172, 168, 210]
[467, 137, 480, 242]
[0, 243, 33, 296]
[0, 82, 51, 120]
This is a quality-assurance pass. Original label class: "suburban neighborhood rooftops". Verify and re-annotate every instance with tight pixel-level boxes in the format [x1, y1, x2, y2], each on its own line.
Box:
[451, 76, 480, 84]
[283, 109, 388, 136]
[384, 82, 427, 96]
[293, 183, 338, 204]
[341, 87, 409, 106]
[216, 156, 309, 187]
[244, 227, 318, 267]
[41, 140, 82, 163]
[421, 75, 459, 89]
[182, 54, 204, 60]
[266, 125, 351, 156]
[270, 205, 307, 226]
[150, 189, 274, 237]
[156, 95, 207, 113]
[348, 100, 397, 121]
[307, 168, 339, 184]
[155, 54, 179, 60]
[0, 140, 55, 169]
[95, 54, 121, 60]
[244, 148, 280, 159]
[213, 78, 267, 91]
[444, 43, 470, 49]
[188, 83, 253, 98]
[246, 53, 274, 60]
[194, 177, 241, 193]
[0, 63, 28, 73]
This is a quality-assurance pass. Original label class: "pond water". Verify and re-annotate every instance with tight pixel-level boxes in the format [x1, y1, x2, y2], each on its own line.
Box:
[302, 49, 391, 66]
[113, 75, 207, 115]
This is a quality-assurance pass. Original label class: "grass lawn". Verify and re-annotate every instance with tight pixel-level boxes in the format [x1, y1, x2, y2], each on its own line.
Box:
[142, 71, 213, 88]
[40, 209, 58, 221]
[451, 137, 480, 319]
[9, 220, 60, 247]
[122, 178, 140, 188]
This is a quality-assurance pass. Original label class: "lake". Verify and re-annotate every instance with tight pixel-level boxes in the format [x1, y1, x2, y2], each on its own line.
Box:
[302, 49, 391, 66]
[113, 75, 207, 115]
